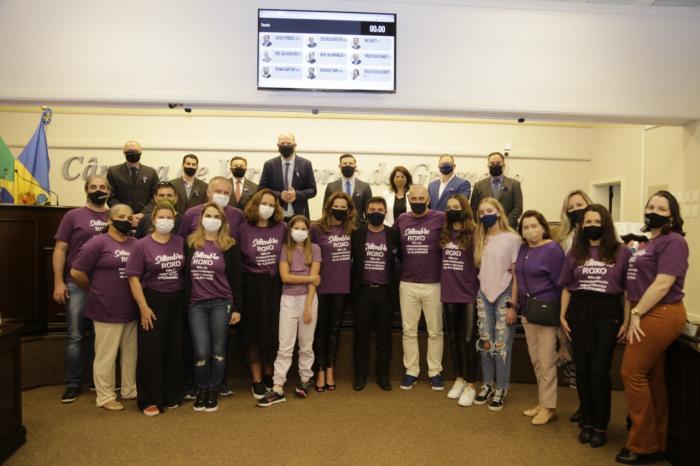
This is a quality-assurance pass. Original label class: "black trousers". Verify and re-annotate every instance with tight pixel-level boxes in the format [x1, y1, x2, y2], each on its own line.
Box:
[313, 293, 347, 371]
[353, 284, 393, 379]
[137, 289, 185, 411]
[568, 291, 623, 431]
[443, 302, 478, 383]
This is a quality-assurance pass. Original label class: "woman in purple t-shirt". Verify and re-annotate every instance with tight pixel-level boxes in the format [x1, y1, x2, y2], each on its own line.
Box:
[439, 195, 479, 406]
[258, 216, 322, 407]
[559, 204, 631, 448]
[126, 202, 186, 416]
[70, 203, 137, 411]
[473, 198, 522, 411]
[310, 192, 357, 391]
[617, 191, 689, 464]
[184, 203, 243, 413]
[515, 211, 565, 426]
[238, 189, 288, 400]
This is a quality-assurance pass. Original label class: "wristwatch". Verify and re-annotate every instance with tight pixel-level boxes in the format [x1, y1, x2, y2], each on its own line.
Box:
[631, 308, 641, 317]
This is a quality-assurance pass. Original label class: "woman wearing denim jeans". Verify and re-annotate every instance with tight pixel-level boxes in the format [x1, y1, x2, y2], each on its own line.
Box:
[184, 203, 243, 412]
[53, 175, 111, 403]
[472, 198, 522, 411]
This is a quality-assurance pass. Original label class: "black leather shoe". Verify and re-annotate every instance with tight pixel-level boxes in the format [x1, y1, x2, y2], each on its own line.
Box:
[590, 430, 607, 448]
[353, 377, 366, 391]
[615, 448, 664, 465]
[578, 427, 593, 444]
[570, 407, 582, 424]
[377, 376, 392, 391]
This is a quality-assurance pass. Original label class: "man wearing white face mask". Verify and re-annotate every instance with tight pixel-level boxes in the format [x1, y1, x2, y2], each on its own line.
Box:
[126, 202, 187, 416]
[178, 177, 245, 239]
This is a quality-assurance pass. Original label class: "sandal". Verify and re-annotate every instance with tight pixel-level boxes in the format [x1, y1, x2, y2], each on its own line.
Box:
[325, 383, 336, 391]
[314, 384, 326, 392]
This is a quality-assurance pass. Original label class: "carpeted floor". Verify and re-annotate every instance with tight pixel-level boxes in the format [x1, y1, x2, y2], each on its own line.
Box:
[8, 380, 662, 466]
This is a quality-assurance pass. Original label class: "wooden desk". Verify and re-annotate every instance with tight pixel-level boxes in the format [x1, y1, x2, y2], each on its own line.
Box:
[0, 323, 26, 463]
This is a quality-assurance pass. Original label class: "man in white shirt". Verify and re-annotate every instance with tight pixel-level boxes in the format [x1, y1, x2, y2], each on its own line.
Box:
[323, 154, 373, 221]
[228, 156, 258, 210]
[427, 154, 471, 211]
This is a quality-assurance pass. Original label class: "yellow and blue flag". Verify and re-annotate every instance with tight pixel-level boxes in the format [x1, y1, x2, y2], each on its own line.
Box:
[0, 136, 14, 203]
[14, 109, 52, 205]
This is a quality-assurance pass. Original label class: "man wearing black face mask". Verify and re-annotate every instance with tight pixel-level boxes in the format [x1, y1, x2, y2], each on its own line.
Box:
[106, 141, 160, 226]
[351, 197, 401, 390]
[258, 132, 317, 220]
[323, 154, 373, 221]
[427, 154, 471, 211]
[169, 154, 208, 214]
[228, 156, 257, 210]
[469, 152, 523, 229]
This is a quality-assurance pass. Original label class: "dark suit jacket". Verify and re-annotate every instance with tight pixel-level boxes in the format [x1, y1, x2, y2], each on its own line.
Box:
[469, 175, 523, 228]
[229, 178, 258, 211]
[427, 175, 471, 211]
[350, 224, 401, 305]
[106, 163, 160, 213]
[258, 155, 317, 218]
[323, 178, 373, 221]
[170, 177, 208, 214]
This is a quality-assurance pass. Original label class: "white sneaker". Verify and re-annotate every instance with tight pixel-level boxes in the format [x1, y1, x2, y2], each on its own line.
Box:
[447, 379, 467, 399]
[458, 386, 477, 407]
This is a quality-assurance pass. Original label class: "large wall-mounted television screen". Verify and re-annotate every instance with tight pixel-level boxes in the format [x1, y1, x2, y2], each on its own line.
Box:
[257, 9, 396, 93]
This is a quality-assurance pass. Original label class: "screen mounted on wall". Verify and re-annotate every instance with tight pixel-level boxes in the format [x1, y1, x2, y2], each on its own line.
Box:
[257, 9, 396, 93]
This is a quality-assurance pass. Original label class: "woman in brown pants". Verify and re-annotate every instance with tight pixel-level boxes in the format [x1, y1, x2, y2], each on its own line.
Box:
[616, 191, 688, 465]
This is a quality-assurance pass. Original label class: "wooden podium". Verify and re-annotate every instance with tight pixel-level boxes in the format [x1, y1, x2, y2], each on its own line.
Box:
[0, 204, 72, 334]
[0, 323, 25, 463]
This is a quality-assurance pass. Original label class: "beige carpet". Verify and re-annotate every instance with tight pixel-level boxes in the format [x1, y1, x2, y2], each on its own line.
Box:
[8, 381, 662, 466]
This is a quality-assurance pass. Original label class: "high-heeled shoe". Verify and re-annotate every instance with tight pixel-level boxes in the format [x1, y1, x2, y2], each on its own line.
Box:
[531, 408, 555, 425]
[523, 405, 541, 417]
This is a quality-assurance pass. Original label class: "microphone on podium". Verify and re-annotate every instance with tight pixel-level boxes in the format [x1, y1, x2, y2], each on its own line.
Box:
[13, 168, 60, 206]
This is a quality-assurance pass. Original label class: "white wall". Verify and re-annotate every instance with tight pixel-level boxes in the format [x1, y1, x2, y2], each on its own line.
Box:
[683, 121, 700, 321]
[0, 107, 592, 220]
[1, 0, 699, 122]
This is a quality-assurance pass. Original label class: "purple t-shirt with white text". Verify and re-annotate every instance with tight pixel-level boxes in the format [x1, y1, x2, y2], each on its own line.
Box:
[125, 235, 185, 293]
[515, 241, 565, 312]
[626, 232, 688, 303]
[189, 240, 233, 306]
[72, 234, 137, 323]
[440, 235, 479, 304]
[178, 204, 245, 239]
[54, 206, 109, 281]
[395, 210, 444, 283]
[363, 230, 391, 285]
[237, 222, 287, 275]
[280, 243, 322, 296]
[558, 245, 631, 295]
[311, 224, 351, 294]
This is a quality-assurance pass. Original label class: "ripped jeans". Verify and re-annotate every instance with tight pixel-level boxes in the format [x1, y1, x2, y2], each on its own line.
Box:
[476, 286, 515, 390]
[188, 299, 231, 390]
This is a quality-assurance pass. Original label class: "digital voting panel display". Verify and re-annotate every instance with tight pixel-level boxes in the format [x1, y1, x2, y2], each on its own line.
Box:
[258, 10, 396, 93]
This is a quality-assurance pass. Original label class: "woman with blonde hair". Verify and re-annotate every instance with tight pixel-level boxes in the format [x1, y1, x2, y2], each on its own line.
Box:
[184, 202, 243, 412]
[311, 191, 356, 391]
[472, 197, 522, 411]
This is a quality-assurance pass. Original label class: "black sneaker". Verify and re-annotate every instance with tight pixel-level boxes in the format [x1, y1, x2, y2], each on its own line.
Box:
[488, 388, 507, 411]
[263, 374, 273, 390]
[88, 382, 96, 392]
[61, 387, 81, 403]
[251, 381, 267, 400]
[473, 384, 494, 405]
[205, 390, 219, 412]
[256, 390, 286, 407]
[193, 390, 207, 412]
[295, 381, 312, 398]
[183, 387, 196, 401]
[219, 383, 233, 397]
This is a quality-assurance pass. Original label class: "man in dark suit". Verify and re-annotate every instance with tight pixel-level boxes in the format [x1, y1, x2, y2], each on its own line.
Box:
[135, 182, 183, 238]
[427, 154, 471, 211]
[323, 153, 373, 221]
[169, 154, 208, 214]
[228, 156, 257, 211]
[106, 140, 160, 225]
[469, 151, 523, 228]
[258, 132, 317, 219]
[350, 196, 400, 391]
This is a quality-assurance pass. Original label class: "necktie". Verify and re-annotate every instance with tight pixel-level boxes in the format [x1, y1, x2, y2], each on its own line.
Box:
[235, 180, 242, 203]
[492, 178, 501, 197]
[345, 180, 352, 196]
[284, 162, 290, 190]
[130, 167, 138, 185]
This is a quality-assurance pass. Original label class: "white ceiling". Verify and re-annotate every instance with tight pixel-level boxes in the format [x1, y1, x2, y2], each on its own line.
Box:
[545, 0, 700, 5]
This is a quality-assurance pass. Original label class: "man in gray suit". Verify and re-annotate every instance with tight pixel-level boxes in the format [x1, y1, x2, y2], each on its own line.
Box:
[469, 152, 523, 228]
[106, 140, 160, 225]
[169, 154, 208, 214]
[229, 156, 258, 211]
[323, 153, 373, 221]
